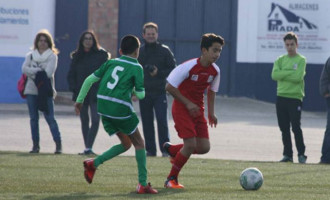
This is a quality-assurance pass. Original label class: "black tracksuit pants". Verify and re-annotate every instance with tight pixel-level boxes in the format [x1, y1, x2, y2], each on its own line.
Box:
[276, 96, 306, 157]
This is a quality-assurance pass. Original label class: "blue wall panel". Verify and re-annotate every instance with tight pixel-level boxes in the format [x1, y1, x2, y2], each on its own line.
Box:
[234, 63, 325, 111]
[175, 41, 201, 63]
[54, 0, 88, 91]
[0, 57, 25, 103]
[176, 0, 204, 39]
[119, 0, 234, 95]
[118, 0, 145, 36]
[145, 0, 176, 39]
[118, 0, 323, 111]
[304, 65, 324, 111]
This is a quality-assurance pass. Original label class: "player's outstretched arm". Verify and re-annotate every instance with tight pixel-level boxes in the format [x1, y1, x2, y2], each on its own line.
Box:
[207, 89, 217, 127]
[166, 83, 200, 117]
[132, 88, 145, 100]
[75, 74, 100, 115]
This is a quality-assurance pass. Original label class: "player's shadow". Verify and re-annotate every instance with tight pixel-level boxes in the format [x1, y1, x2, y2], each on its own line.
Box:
[31, 189, 184, 200]
[21, 193, 102, 200]
[117, 188, 185, 198]
[23, 188, 186, 200]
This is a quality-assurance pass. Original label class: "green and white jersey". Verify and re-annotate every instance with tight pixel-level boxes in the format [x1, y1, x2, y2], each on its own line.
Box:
[94, 55, 144, 119]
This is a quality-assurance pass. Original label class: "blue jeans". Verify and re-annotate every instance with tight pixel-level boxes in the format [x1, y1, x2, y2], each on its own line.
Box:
[321, 97, 330, 163]
[139, 93, 170, 155]
[26, 95, 61, 144]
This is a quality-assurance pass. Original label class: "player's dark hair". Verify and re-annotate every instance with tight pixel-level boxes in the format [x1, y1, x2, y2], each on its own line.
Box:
[143, 22, 158, 33]
[200, 33, 225, 50]
[283, 32, 298, 44]
[120, 35, 140, 55]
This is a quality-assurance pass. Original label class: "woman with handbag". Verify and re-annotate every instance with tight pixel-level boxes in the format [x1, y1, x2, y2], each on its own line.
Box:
[21, 29, 62, 154]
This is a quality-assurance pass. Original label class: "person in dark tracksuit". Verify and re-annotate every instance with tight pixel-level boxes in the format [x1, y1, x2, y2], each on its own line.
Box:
[319, 57, 330, 164]
[67, 30, 110, 155]
[271, 32, 307, 164]
[138, 22, 176, 157]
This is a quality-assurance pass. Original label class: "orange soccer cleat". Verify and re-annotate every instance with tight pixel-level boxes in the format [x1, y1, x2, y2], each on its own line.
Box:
[164, 176, 184, 189]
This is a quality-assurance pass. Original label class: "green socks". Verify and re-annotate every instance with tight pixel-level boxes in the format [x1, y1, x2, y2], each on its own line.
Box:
[135, 149, 147, 186]
[93, 146, 148, 186]
[94, 144, 126, 168]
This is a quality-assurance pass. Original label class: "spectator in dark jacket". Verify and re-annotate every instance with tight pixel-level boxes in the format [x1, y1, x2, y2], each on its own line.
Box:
[319, 57, 330, 164]
[34, 70, 53, 113]
[138, 22, 176, 157]
[67, 30, 110, 155]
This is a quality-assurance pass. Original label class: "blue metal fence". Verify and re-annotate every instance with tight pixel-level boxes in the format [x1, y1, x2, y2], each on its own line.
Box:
[119, 0, 235, 96]
[118, 0, 324, 111]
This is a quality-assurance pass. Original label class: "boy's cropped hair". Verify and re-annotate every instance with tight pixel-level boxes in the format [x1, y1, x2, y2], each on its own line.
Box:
[120, 35, 140, 55]
[283, 32, 298, 43]
[143, 22, 158, 33]
[200, 33, 225, 50]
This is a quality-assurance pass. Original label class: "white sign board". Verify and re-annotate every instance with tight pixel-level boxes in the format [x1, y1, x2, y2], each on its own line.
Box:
[237, 0, 330, 64]
[0, 0, 55, 57]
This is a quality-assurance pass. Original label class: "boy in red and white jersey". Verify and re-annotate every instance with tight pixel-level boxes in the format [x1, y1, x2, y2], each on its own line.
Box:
[164, 33, 224, 188]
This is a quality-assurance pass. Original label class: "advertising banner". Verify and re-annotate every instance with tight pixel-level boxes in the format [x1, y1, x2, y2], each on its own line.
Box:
[237, 0, 330, 64]
[0, 0, 55, 57]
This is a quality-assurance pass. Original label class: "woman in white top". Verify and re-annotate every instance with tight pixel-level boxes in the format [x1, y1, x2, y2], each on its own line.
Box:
[22, 29, 62, 154]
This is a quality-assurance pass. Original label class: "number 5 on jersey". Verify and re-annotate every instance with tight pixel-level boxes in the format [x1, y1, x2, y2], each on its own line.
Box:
[107, 66, 124, 89]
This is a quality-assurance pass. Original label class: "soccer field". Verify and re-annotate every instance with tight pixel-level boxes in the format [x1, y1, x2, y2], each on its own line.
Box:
[1, 151, 329, 200]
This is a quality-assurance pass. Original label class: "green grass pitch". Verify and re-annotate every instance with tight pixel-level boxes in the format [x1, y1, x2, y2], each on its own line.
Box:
[1, 151, 330, 200]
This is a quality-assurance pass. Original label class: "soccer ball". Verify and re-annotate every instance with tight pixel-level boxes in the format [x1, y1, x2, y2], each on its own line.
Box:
[239, 167, 263, 190]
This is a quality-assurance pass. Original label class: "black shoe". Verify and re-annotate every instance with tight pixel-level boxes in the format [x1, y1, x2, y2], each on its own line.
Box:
[162, 142, 174, 157]
[146, 152, 156, 157]
[55, 141, 62, 154]
[298, 155, 307, 164]
[279, 155, 293, 162]
[79, 149, 96, 155]
[29, 148, 40, 153]
[29, 145, 40, 153]
[162, 152, 169, 157]
[85, 149, 96, 155]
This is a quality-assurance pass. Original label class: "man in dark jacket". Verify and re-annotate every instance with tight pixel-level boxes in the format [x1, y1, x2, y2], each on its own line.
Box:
[138, 22, 176, 157]
[319, 57, 330, 164]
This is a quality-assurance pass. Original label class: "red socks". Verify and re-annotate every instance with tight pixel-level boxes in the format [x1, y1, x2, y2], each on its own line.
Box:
[167, 151, 189, 179]
[168, 144, 183, 156]
[168, 143, 197, 156]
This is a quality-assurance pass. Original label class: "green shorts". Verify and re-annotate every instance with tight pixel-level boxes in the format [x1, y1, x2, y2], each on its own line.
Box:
[101, 113, 139, 136]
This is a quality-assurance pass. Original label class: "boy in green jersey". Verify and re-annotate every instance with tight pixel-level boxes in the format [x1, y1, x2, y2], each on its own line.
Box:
[74, 35, 158, 194]
[271, 32, 307, 164]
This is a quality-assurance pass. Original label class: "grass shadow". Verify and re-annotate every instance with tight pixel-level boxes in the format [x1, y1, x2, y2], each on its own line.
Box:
[16, 152, 58, 157]
[25, 189, 185, 200]
[37, 193, 102, 200]
[0, 151, 57, 157]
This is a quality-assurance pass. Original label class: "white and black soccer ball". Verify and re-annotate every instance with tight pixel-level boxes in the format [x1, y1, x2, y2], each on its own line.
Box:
[239, 167, 263, 190]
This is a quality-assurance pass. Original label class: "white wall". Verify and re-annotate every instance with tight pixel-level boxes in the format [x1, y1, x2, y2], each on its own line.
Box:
[237, 0, 330, 64]
[0, 0, 55, 57]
